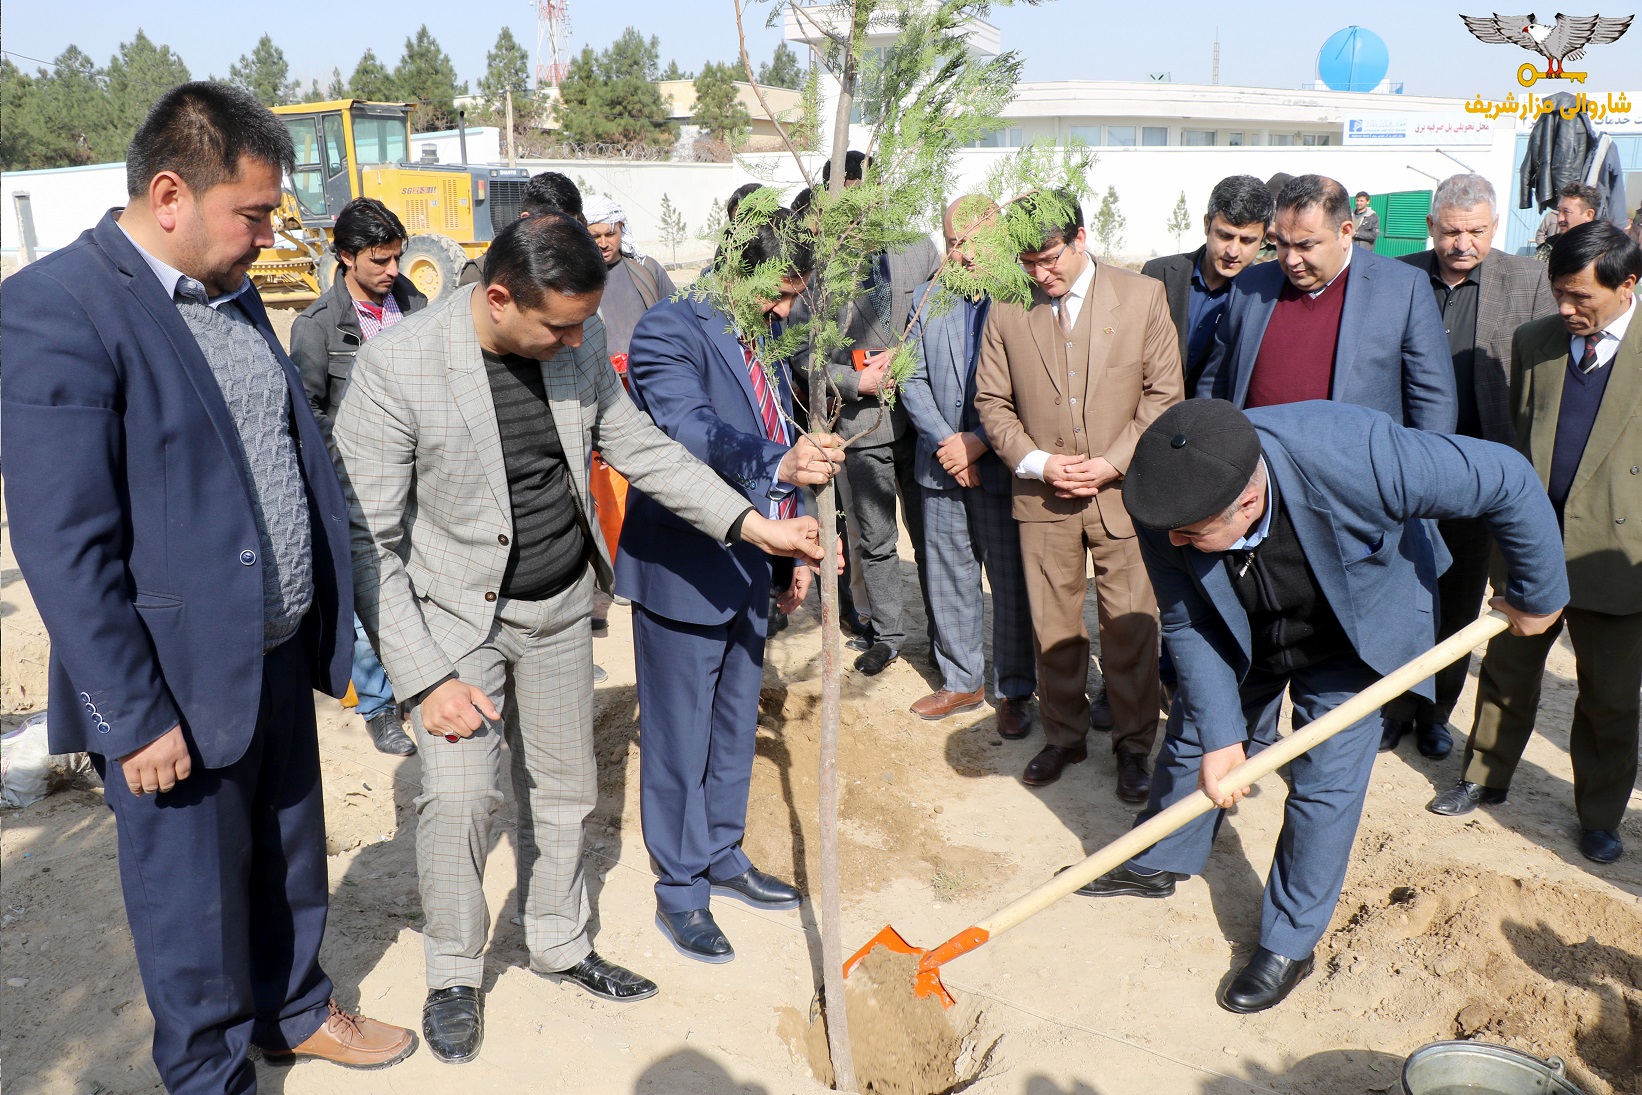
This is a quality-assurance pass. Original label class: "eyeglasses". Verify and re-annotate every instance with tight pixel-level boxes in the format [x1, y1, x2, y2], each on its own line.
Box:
[1019, 242, 1070, 273]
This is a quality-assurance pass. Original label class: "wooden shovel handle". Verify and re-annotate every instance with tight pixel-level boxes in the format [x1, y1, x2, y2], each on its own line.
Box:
[969, 611, 1511, 944]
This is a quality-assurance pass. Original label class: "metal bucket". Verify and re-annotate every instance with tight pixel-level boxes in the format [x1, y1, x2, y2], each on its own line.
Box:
[1403, 1041, 1586, 1095]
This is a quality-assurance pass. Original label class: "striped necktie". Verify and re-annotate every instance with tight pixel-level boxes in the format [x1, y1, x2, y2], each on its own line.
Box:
[1576, 334, 1603, 374]
[743, 347, 796, 518]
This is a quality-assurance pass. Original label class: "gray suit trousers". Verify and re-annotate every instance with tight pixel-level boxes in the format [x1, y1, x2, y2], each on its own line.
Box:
[411, 570, 597, 988]
[843, 430, 928, 651]
[922, 484, 1035, 699]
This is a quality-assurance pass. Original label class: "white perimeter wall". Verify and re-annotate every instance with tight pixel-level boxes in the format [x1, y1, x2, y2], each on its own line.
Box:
[2, 131, 1517, 269]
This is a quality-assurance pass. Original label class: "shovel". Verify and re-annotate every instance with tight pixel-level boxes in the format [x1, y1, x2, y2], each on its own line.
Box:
[845, 610, 1512, 1008]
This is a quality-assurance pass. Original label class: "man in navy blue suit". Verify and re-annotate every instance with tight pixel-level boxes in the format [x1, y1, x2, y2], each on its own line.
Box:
[1193, 174, 1456, 434]
[1077, 399, 1566, 1014]
[617, 211, 846, 962]
[1, 83, 415, 1091]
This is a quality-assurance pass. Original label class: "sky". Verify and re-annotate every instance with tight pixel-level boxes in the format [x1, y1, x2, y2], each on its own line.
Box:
[3, 2, 1639, 100]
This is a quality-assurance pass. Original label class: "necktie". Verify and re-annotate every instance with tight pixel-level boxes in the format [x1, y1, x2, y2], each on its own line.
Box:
[744, 348, 797, 519]
[1577, 335, 1602, 374]
[1057, 293, 1074, 334]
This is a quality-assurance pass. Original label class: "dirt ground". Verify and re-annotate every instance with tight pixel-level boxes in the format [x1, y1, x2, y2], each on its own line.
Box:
[3, 387, 1639, 1092]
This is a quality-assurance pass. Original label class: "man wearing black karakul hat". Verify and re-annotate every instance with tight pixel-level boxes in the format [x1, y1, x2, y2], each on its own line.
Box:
[1073, 398, 1567, 1014]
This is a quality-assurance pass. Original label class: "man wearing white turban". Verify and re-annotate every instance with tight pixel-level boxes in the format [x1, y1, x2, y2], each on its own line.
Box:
[584, 195, 677, 356]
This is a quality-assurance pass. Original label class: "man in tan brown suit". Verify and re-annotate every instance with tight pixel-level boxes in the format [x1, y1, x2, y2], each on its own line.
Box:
[976, 190, 1184, 800]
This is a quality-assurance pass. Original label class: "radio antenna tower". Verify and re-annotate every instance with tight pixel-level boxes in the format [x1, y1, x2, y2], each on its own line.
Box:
[536, 0, 572, 88]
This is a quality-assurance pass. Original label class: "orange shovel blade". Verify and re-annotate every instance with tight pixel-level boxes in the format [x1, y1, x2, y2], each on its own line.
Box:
[843, 925, 958, 1009]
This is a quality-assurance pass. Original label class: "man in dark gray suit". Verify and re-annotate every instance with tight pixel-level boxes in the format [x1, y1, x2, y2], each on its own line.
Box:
[900, 197, 1035, 732]
[1380, 174, 1556, 758]
[1141, 176, 1273, 396]
[793, 224, 941, 676]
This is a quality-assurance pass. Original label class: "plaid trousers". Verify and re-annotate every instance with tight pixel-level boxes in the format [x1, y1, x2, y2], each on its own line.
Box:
[921, 484, 1036, 700]
[410, 570, 597, 988]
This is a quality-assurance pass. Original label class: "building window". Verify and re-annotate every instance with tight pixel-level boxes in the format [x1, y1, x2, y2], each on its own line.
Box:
[1106, 125, 1136, 146]
[969, 127, 1023, 148]
[1183, 129, 1216, 146]
[1227, 132, 1244, 146]
[1302, 133, 1332, 146]
[1142, 126, 1169, 146]
[1067, 125, 1102, 147]
[1269, 133, 1296, 146]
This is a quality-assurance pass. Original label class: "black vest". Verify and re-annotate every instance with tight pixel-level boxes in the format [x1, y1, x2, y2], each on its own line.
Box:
[1225, 493, 1352, 675]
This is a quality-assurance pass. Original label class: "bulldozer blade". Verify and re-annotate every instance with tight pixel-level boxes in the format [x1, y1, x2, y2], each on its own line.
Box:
[843, 925, 958, 1009]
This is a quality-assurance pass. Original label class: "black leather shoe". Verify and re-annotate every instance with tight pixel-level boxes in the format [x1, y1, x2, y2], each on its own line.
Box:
[1116, 752, 1152, 803]
[543, 951, 658, 1001]
[1416, 721, 1454, 758]
[1089, 687, 1115, 731]
[997, 697, 1033, 740]
[365, 710, 416, 756]
[711, 866, 802, 910]
[655, 908, 734, 964]
[422, 986, 482, 1064]
[1379, 717, 1412, 753]
[854, 642, 899, 676]
[1580, 828, 1624, 864]
[1071, 864, 1182, 899]
[1426, 780, 1509, 816]
[1022, 743, 1087, 786]
[1219, 947, 1314, 1014]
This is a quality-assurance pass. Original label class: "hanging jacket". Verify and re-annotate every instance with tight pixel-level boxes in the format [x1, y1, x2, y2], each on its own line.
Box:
[1519, 92, 1595, 212]
[1582, 134, 1630, 228]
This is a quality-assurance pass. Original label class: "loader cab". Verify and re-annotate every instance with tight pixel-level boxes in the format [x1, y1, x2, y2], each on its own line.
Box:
[280, 101, 411, 226]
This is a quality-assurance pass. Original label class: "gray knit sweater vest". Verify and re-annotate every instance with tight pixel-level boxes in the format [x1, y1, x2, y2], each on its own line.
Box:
[176, 299, 314, 649]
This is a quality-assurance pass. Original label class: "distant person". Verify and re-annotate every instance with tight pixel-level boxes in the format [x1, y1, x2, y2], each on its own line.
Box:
[1083, 399, 1564, 1014]
[725, 181, 764, 223]
[521, 170, 586, 222]
[900, 197, 1036, 734]
[1556, 183, 1601, 234]
[1194, 174, 1456, 435]
[1352, 190, 1380, 251]
[290, 197, 429, 757]
[1533, 207, 1561, 261]
[1428, 221, 1642, 866]
[1379, 174, 1555, 758]
[1142, 175, 1274, 395]
[2, 80, 417, 1091]
[821, 149, 870, 188]
[975, 189, 1184, 799]
[583, 195, 676, 357]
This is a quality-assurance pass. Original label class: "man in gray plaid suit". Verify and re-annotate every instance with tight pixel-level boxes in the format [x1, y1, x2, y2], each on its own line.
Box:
[335, 215, 825, 1064]
[900, 197, 1036, 733]
[1379, 174, 1556, 759]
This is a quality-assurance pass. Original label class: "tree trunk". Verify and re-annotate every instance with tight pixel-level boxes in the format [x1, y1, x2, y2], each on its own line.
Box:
[816, 9, 861, 1088]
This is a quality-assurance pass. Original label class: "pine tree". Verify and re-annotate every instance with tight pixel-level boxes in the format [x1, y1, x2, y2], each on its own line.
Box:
[757, 42, 804, 89]
[229, 34, 298, 107]
[1092, 185, 1127, 257]
[697, 198, 726, 241]
[394, 26, 467, 132]
[0, 58, 48, 169]
[661, 59, 691, 81]
[478, 27, 531, 109]
[347, 49, 395, 101]
[692, 61, 751, 151]
[1165, 190, 1191, 251]
[105, 30, 190, 139]
[657, 194, 688, 262]
[325, 67, 347, 99]
[554, 28, 674, 152]
[32, 46, 116, 165]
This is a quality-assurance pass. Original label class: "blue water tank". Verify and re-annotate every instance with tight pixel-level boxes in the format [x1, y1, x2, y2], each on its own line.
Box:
[1318, 27, 1390, 92]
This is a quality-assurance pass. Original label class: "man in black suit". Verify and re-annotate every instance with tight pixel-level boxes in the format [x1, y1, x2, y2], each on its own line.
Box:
[1380, 174, 1556, 758]
[1, 83, 415, 1091]
[1142, 176, 1274, 396]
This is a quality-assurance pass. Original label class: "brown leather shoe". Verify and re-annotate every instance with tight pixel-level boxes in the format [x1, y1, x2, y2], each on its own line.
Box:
[1116, 752, 1152, 803]
[1022, 743, 1087, 786]
[997, 697, 1033, 740]
[910, 687, 985, 720]
[264, 999, 416, 1070]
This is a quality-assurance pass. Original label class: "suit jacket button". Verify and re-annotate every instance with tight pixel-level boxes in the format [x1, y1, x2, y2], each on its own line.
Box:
[1618, 517, 1628, 524]
[239, 549, 257, 565]
[79, 691, 91, 703]
[1054, 396, 1061, 405]
[85, 702, 96, 714]
[498, 534, 510, 545]
[1632, 466, 1639, 474]
[97, 721, 111, 734]
[485, 591, 498, 602]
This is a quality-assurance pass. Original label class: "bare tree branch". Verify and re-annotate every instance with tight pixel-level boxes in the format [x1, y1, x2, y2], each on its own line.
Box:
[734, 0, 816, 189]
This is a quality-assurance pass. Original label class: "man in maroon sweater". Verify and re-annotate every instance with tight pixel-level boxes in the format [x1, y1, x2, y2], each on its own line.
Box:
[1192, 174, 1455, 435]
